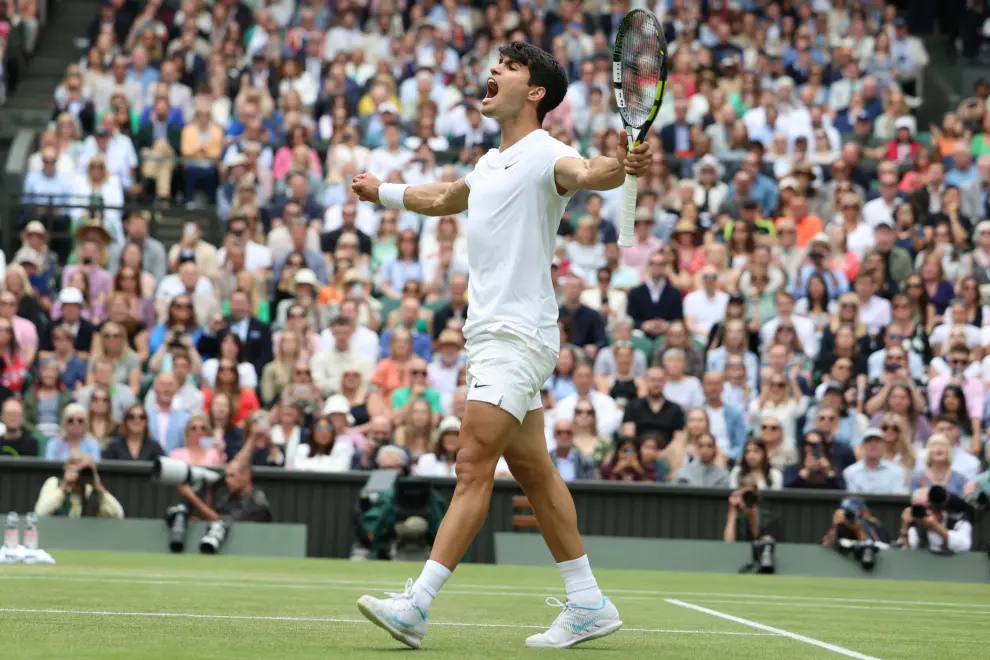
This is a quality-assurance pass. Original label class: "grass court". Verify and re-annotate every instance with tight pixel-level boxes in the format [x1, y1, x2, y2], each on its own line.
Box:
[1, 550, 988, 659]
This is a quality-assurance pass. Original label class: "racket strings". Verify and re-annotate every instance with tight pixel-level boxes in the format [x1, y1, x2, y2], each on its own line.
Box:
[619, 17, 665, 128]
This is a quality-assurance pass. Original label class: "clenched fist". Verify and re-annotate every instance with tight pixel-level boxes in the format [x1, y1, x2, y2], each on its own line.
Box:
[352, 173, 382, 204]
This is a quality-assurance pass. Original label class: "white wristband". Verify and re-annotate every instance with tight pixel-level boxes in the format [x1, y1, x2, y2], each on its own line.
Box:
[379, 183, 409, 211]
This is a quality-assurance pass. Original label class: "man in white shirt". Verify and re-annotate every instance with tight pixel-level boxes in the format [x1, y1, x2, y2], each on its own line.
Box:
[853, 273, 892, 337]
[759, 290, 819, 359]
[660, 349, 704, 409]
[143, 62, 193, 121]
[554, 362, 621, 437]
[155, 259, 217, 327]
[77, 123, 138, 190]
[862, 171, 900, 229]
[367, 123, 413, 182]
[313, 316, 375, 397]
[428, 330, 465, 415]
[931, 300, 982, 349]
[902, 488, 972, 553]
[683, 265, 728, 345]
[218, 214, 273, 273]
[144, 351, 203, 413]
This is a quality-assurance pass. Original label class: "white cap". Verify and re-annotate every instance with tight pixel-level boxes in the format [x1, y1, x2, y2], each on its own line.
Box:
[894, 116, 914, 133]
[437, 416, 462, 435]
[377, 102, 399, 115]
[59, 287, 84, 305]
[322, 394, 355, 425]
[294, 268, 320, 288]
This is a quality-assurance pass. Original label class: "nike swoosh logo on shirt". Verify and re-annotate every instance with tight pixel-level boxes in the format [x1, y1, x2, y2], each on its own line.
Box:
[504, 162, 518, 169]
[473, 383, 490, 389]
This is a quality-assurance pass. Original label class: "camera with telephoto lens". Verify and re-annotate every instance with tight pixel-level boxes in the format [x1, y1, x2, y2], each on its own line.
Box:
[151, 457, 222, 490]
[741, 489, 759, 508]
[77, 465, 94, 485]
[199, 520, 231, 554]
[164, 504, 189, 553]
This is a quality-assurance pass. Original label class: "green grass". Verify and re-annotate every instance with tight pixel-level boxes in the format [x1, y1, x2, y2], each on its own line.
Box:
[1, 551, 988, 659]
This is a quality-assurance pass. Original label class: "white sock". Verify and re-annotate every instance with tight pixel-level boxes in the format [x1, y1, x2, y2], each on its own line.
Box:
[558, 555, 603, 605]
[409, 560, 451, 612]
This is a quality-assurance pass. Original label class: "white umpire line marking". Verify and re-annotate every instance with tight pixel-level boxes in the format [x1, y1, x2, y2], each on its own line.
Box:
[666, 600, 883, 660]
[1, 568, 986, 608]
[2, 573, 989, 616]
[0, 608, 775, 636]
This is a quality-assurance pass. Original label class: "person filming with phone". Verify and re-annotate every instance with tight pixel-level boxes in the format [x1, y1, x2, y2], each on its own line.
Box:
[784, 429, 845, 489]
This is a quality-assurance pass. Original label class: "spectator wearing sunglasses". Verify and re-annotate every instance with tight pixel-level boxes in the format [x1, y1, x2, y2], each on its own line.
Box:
[170, 414, 223, 467]
[44, 403, 101, 462]
[103, 403, 164, 461]
[390, 358, 443, 421]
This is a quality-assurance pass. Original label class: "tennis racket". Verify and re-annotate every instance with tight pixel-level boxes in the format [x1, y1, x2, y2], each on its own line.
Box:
[612, 9, 668, 248]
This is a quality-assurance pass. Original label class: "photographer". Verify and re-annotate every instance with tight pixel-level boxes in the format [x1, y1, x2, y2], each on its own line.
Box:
[724, 486, 778, 573]
[174, 431, 273, 527]
[34, 451, 124, 518]
[822, 497, 889, 548]
[724, 486, 778, 542]
[898, 486, 973, 553]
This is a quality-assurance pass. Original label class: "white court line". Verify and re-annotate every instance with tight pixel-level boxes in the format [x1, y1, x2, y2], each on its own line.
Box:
[0, 608, 775, 636]
[2, 573, 989, 615]
[667, 600, 882, 660]
[2, 570, 988, 610]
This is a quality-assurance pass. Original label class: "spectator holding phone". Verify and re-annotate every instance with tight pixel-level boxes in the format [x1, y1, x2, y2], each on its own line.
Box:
[784, 430, 845, 489]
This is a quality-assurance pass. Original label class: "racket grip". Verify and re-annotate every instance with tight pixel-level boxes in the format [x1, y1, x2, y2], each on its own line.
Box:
[618, 172, 637, 248]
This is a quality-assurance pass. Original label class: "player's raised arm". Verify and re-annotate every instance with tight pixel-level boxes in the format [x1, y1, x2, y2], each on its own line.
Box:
[553, 130, 651, 193]
[351, 174, 470, 217]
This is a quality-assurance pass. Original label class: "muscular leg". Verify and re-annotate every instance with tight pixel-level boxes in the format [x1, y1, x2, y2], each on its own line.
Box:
[428, 400, 519, 569]
[502, 407, 584, 563]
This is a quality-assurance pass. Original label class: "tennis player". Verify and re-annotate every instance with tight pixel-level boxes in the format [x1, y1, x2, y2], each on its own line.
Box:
[352, 41, 651, 650]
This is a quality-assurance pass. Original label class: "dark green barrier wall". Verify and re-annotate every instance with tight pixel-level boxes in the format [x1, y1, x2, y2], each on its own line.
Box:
[1, 458, 986, 560]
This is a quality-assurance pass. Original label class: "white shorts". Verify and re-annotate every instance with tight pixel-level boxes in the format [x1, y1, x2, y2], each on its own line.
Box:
[464, 325, 558, 423]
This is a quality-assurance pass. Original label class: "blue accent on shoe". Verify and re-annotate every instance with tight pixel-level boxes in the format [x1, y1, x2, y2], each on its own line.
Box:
[571, 618, 600, 633]
[414, 604, 429, 622]
[392, 615, 416, 630]
[571, 597, 610, 611]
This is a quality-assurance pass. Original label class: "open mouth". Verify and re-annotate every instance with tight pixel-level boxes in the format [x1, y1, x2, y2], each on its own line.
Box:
[486, 78, 498, 99]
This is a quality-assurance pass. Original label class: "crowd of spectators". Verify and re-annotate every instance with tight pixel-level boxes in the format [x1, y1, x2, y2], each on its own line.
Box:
[3, 0, 990, 507]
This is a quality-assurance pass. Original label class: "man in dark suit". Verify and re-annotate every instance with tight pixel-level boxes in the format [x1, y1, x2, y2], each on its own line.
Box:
[196, 290, 272, 381]
[559, 275, 607, 360]
[659, 98, 693, 158]
[627, 250, 683, 339]
[432, 273, 468, 340]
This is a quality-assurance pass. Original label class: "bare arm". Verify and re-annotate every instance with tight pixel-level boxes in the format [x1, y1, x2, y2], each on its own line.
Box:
[554, 156, 626, 193]
[553, 131, 651, 193]
[352, 174, 470, 217]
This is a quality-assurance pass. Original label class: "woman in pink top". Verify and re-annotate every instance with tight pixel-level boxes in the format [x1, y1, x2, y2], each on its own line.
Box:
[169, 414, 223, 466]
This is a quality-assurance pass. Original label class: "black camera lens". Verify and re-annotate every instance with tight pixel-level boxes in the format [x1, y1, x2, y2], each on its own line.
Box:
[742, 490, 758, 507]
[78, 466, 94, 482]
[843, 509, 856, 524]
[911, 504, 927, 520]
[929, 485, 948, 508]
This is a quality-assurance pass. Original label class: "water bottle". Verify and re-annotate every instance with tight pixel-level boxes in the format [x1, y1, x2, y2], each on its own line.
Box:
[3, 512, 20, 550]
[23, 513, 38, 551]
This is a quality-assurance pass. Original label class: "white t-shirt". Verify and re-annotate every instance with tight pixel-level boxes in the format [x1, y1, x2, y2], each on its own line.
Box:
[858, 295, 892, 337]
[683, 289, 729, 343]
[862, 197, 896, 229]
[663, 377, 705, 410]
[218, 241, 273, 272]
[462, 129, 579, 342]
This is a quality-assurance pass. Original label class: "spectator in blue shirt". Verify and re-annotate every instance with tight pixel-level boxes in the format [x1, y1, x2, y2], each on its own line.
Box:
[945, 146, 978, 188]
[843, 428, 908, 495]
[22, 147, 74, 213]
[380, 297, 433, 362]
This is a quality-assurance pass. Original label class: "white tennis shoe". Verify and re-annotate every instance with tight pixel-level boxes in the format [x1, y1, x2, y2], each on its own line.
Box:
[356, 578, 429, 649]
[524, 596, 623, 649]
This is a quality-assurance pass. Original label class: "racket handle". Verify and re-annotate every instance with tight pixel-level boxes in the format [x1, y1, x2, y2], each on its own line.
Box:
[618, 172, 637, 248]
